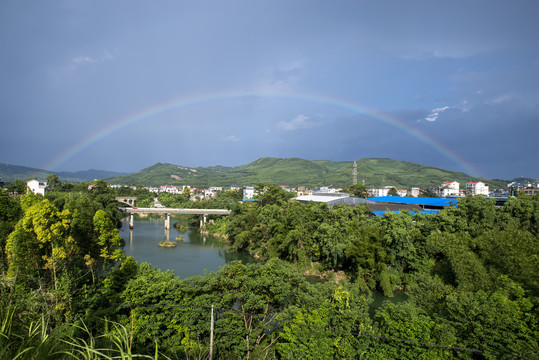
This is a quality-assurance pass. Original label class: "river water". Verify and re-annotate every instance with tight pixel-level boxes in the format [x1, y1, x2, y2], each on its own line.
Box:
[119, 216, 407, 311]
[120, 216, 256, 278]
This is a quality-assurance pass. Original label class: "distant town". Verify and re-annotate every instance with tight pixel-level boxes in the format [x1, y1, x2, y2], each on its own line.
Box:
[25, 177, 539, 201]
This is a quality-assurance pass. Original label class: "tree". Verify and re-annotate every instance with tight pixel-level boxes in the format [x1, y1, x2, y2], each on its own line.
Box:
[6, 179, 27, 195]
[419, 188, 438, 198]
[387, 187, 399, 197]
[255, 183, 292, 206]
[0, 189, 22, 274]
[342, 184, 369, 198]
[93, 210, 125, 271]
[45, 174, 61, 191]
[278, 285, 373, 359]
[6, 198, 72, 293]
[88, 179, 112, 195]
[369, 301, 456, 359]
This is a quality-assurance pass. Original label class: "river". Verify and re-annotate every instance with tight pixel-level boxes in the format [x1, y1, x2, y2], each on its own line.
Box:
[119, 216, 407, 311]
[120, 216, 256, 278]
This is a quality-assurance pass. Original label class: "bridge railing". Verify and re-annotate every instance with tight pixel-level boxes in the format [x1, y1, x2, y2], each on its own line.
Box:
[119, 207, 231, 229]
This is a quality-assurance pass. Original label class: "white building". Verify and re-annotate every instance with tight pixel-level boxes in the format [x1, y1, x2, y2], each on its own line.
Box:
[243, 186, 255, 199]
[437, 181, 460, 197]
[397, 189, 408, 197]
[160, 185, 181, 194]
[204, 187, 222, 199]
[466, 181, 489, 196]
[368, 186, 397, 197]
[410, 187, 421, 197]
[27, 179, 47, 196]
[317, 186, 338, 193]
[296, 186, 313, 196]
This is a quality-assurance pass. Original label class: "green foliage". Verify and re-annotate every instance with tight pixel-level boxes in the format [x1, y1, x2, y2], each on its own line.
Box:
[419, 188, 438, 198]
[154, 193, 189, 211]
[342, 184, 370, 198]
[1, 186, 537, 358]
[5, 179, 27, 195]
[0, 189, 22, 274]
[93, 210, 125, 268]
[254, 183, 294, 206]
[370, 301, 456, 359]
[106, 157, 507, 189]
[45, 174, 61, 191]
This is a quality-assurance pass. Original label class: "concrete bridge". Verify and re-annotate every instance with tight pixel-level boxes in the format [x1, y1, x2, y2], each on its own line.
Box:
[119, 207, 231, 229]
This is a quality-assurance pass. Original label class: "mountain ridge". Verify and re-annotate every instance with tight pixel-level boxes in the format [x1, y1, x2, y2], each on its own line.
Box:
[105, 157, 511, 189]
[1, 158, 526, 189]
[0, 163, 128, 183]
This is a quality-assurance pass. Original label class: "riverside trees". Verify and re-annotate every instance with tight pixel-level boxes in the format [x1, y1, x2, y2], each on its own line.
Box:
[209, 191, 538, 357]
[0, 179, 537, 358]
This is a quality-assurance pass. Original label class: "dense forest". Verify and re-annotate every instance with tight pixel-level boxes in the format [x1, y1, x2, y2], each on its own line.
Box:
[0, 180, 537, 359]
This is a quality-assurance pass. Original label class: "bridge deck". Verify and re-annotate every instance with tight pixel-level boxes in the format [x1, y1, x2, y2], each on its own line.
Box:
[119, 207, 231, 215]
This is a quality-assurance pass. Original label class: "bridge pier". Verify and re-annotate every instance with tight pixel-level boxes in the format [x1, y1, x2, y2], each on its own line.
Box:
[200, 214, 207, 228]
[165, 213, 171, 230]
[120, 208, 230, 232]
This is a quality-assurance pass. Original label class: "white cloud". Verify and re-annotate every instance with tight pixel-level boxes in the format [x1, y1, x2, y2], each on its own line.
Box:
[254, 59, 305, 92]
[277, 114, 315, 131]
[424, 106, 450, 122]
[222, 135, 239, 142]
[68, 51, 114, 71]
[485, 93, 514, 105]
[72, 56, 98, 64]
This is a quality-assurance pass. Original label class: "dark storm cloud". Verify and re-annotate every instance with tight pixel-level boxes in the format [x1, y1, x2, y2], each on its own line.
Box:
[1, 0, 538, 179]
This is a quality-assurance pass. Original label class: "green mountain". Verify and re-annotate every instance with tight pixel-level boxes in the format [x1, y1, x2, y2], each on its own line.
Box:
[105, 157, 510, 189]
[0, 163, 127, 183]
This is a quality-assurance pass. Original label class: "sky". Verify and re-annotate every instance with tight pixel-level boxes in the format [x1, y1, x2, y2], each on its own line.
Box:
[1, 0, 538, 180]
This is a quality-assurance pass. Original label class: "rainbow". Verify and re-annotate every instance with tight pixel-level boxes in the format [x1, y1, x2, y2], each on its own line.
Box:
[43, 89, 481, 177]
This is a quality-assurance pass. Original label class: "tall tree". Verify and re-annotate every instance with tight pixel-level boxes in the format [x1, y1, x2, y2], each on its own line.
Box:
[45, 174, 61, 191]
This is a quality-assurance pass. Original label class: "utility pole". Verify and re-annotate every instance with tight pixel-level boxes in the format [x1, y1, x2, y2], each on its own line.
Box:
[209, 305, 214, 360]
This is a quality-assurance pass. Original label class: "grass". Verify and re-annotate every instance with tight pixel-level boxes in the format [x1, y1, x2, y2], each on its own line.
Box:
[0, 305, 163, 360]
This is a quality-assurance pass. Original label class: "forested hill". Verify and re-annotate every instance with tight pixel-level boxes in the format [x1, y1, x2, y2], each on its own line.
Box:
[0, 163, 127, 183]
[105, 157, 509, 189]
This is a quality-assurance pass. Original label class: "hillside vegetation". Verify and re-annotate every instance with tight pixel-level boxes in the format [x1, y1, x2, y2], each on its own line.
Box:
[106, 157, 509, 189]
[0, 163, 126, 183]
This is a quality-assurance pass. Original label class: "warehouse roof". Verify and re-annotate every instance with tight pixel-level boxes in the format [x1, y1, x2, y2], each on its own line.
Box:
[369, 196, 458, 207]
[295, 193, 375, 206]
[371, 209, 439, 217]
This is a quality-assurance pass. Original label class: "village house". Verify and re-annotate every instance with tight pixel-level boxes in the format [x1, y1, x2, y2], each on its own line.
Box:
[466, 181, 489, 196]
[295, 186, 313, 196]
[243, 186, 255, 199]
[437, 181, 460, 197]
[409, 187, 421, 197]
[160, 185, 181, 194]
[368, 186, 397, 197]
[397, 189, 408, 197]
[27, 179, 47, 196]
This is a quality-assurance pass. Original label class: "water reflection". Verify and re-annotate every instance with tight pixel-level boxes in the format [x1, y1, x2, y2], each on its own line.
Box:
[120, 217, 255, 278]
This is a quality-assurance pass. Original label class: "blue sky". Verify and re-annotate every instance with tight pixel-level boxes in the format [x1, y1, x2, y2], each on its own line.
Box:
[1, 0, 538, 180]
